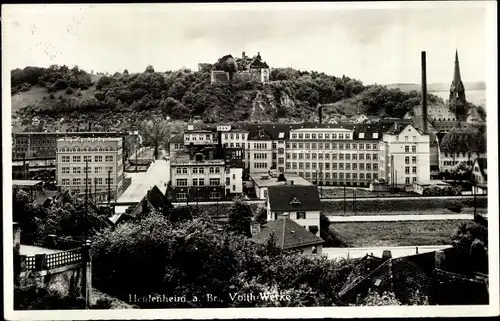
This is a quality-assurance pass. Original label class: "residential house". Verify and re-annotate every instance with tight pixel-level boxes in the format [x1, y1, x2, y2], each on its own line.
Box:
[336, 254, 432, 305]
[266, 185, 322, 237]
[251, 217, 324, 255]
[471, 158, 487, 194]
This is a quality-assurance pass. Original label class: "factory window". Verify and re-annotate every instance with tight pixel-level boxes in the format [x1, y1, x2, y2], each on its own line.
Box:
[209, 178, 221, 186]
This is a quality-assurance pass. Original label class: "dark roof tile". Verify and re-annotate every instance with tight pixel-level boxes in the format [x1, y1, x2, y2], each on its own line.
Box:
[252, 217, 324, 249]
[267, 185, 321, 212]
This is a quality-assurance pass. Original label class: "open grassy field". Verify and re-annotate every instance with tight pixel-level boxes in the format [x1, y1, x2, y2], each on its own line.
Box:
[322, 196, 488, 214]
[330, 220, 465, 247]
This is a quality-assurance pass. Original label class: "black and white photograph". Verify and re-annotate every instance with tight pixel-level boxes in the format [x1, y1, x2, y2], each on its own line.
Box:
[2, 1, 498, 319]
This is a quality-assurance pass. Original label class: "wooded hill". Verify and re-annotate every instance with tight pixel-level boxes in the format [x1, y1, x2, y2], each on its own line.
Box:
[11, 64, 447, 127]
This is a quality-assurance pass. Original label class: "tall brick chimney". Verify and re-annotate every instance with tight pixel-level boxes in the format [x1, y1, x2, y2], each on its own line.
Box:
[421, 51, 428, 134]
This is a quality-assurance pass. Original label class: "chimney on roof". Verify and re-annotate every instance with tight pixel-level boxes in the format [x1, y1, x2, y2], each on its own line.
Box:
[421, 51, 428, 134]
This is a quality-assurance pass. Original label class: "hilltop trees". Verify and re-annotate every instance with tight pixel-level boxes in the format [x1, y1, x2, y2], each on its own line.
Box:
[13, 63, 447, 125]
[11, 65, 92, 95]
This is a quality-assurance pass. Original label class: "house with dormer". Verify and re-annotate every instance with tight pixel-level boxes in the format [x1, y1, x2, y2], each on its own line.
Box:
[266, 185, 322, 237]
[471, 158, 487, 194]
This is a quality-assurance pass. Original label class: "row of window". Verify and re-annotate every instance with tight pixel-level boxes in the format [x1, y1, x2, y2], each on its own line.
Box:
[185, 134, 213, 141]
[175, 167, 222, 174]
[297, 172, 379, 180]
[176, 178, 221, 186]
[286, 162, 379, 171]
[274, 212, 307, 220]
[15, 139, 56, 145]
[224, 133, 247, 140]
[253, 143, 268, 149]
[290, 133, 352, 140]
[404, 177, 418, 184]
[254, 162, 268, 169]
[176, 191, 220, 200]
[443, 152, 476, 158]
[253, 153, 268, 159]
[61, 178, 114, 185]
[285, 152, 378, 161]
[60, 166, 114, 174]
[287, 142, 378, 150]
[402, 136, 418, 142]
[403, 166, 418, 174]
[57, 146, 119, 152]
[404, 146, 418, 153]
[405, 157, 418, 164]
[61, 155, 115, 163]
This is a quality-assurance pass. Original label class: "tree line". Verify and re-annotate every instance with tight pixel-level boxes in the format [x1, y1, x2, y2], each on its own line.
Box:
[13, 62, 449, 126]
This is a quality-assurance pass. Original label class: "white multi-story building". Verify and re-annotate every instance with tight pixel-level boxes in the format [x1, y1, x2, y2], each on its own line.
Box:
[285, 126, 381, 187]
[381, 123, 430, 188]
[56, 137, 124, 200]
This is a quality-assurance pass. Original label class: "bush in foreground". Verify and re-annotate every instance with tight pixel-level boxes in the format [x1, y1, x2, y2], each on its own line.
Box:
[91, 212, 355, 308]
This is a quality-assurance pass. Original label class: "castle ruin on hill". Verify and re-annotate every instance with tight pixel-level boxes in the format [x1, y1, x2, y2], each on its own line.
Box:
[198, 51, 270, 84]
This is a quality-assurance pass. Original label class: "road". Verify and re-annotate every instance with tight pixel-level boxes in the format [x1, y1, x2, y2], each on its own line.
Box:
[118, 158, 170, 203]
[327, 213, 475, 222]
[322, 245, 452, 260]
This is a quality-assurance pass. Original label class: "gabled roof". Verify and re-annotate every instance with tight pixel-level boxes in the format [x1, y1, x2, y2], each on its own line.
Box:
[267, 185, 321, 212]
[252, 217, 324, 250]
[475, 158, 487, 180]
[128, 185, 173, 218]
[338, 256, 431, 305]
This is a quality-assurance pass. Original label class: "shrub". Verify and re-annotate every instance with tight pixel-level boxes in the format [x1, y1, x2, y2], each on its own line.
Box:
[65, 87, 75, 94]
[92, 298, 113, 309]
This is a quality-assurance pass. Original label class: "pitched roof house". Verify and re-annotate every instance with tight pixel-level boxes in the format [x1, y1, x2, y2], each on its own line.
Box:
[266, 185, 322, 236]
[110, 185, 174, 225]
[337, 255, 432, 305]
[252, 217, 324, 255]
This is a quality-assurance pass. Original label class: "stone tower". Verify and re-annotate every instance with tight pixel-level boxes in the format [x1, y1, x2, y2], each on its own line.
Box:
[449, 49, 467, 119]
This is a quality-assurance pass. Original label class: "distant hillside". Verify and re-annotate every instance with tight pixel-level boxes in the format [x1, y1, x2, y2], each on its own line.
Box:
[10, 62, 451, 129]
[385, 81, 486, 92]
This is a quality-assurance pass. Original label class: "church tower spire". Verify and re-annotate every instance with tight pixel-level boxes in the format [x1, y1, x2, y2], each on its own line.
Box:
[449, 49, 467, 120]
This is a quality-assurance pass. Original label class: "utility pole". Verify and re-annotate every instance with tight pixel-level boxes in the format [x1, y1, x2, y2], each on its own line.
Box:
[94, 178, 98, 203]
[320, 167, 323, 198]
[85, 160, 89, 241]
[196, 187, 199, 211]
[343, 183, 346, 215]
[135, 148, 138, 172]
[352, 189, 356, 213]
[473, 177, 477, 217]
[216, 187, 219, 216]
[107, 170, 111, 208]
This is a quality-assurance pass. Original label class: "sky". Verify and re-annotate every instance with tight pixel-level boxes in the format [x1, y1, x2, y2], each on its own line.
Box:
[2, 2, 492, 85]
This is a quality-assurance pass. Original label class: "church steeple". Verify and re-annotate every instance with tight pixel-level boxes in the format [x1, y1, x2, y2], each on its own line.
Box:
[449, 49, 467, 119]
[452, 49, 464, 88]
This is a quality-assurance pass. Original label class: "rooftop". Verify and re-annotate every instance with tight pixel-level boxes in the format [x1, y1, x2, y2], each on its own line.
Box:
[13, 180, 43, 187]
[267, 185, 322, 212]
[171, 153, 225, 165]
[252, 217, 324, 250]
[250, 173, 312, 188]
